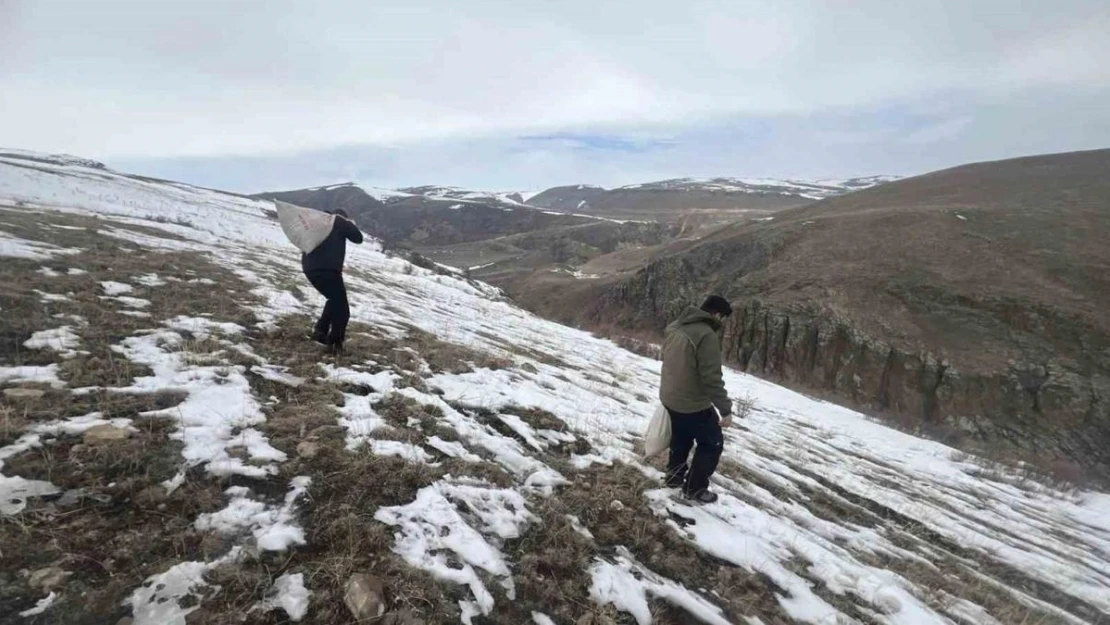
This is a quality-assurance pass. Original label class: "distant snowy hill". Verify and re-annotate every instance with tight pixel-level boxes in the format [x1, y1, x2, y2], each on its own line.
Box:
[527, 175, 900, 222]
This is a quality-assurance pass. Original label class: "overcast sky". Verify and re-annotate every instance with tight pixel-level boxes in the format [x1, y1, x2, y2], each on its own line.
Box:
[3, 1, 1109, 192]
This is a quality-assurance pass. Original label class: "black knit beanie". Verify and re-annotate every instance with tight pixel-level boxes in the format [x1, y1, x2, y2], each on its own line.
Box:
[700, 295, 733, 317]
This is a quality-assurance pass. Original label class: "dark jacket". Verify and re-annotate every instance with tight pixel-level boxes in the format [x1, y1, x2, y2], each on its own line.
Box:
[302, 217, 363, 274]
[659, 307, 731, 416]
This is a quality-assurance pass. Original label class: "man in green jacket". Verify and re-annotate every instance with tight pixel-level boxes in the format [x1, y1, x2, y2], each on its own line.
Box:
[659, 295, 734, 503]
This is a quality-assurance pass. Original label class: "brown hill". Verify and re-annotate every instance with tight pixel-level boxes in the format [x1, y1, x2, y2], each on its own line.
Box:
[528, 177, 898, 224]
[259, 184, 595, 247]
[566, 149, 1110, 482]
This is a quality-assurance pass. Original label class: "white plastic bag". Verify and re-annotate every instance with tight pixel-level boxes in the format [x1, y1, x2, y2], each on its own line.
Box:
[275, 200, 336, 254]
[643, 404, 672, 460]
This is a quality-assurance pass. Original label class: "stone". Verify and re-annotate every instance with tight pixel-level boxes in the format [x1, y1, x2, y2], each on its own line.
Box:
[116, 618, 134, 625]
[297, 441, 321, 459]
[344, 572, 386, 622]
[55, 489, 87, 508]
[28, 566, 71, 591]
[3, 388, 45, 401]
[84, 424, 132, 444]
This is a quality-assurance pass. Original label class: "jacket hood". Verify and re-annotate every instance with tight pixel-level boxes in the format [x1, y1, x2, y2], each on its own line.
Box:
[676, 306, 722, 331]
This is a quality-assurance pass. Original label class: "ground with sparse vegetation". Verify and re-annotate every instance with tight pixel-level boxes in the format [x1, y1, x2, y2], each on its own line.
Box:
[1, 151, 1108, 625]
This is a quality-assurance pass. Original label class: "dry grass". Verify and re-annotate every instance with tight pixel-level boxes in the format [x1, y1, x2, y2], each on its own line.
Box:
[0, 208, 269, 621]
[509, 462, 789, 624]
[405, 326, 513, 374]
[0, 415, 226, 624]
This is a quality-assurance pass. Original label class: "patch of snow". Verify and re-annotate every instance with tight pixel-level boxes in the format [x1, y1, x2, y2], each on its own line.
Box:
[0, 364, 63, 388]
[101, 295, 151, 309]
[589, 548, 731, 625]
[37, 266, 61, 277]
[18, 591, 57, 617]
[100, 280, 134, 296]
[165, 315, 245, 340]
[0, 231, 81, 260]
[254, 573, 310, 621]
[336, 392, 394, 449]
[135, 273, 167, 286]
[249, 364, 305, 387]
[427, 436, 483, 463]
[0, 471, 59, 515]
[112, 328, 284, 477]
[368, 439, 435, 463]
[497, 413, 546, 452]
[126, 548, 242, 625]
[33, 289, 70, 303]
[397, 388, 566, 493]
[32, 412, 136, 437]
[531, 612, 557, 625]
[119, 310, 152, 318]
[195, 477, 311, 551]
[23, 326, 81, 358]
[375, 478, 533, 618]
[162, 471, 187, 495]
[939, 593, 1003, 625]
[319, 364, 397, 392]
[67, 267, 87, 275]
[566, 514, 594, 539]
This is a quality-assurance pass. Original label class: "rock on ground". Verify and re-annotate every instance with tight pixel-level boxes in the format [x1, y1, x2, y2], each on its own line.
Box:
[83, 424, 132, 444]
[344, 572, 386, 622]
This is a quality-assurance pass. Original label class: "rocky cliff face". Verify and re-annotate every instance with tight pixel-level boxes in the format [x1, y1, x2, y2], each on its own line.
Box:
[723, 300, 1108, 477]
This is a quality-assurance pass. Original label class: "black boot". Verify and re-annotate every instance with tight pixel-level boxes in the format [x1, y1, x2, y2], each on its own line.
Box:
[682, 489, 719, 504]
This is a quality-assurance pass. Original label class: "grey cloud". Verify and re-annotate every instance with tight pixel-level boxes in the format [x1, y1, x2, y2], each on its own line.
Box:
[3, 0, 1109, 188]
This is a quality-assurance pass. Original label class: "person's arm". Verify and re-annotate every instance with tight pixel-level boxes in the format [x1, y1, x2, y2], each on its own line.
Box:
[696, 334, 731, 417]
[337, 216, 364, 244]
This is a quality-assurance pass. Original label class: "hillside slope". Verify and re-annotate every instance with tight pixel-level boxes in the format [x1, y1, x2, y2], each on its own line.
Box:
[581, 149, 1110, 484]
[528, 176, 900, 223]
[0, 150, 1108, 624]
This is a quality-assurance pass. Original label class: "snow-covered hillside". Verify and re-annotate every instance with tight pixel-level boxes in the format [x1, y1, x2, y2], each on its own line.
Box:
[616, 176, 901, 200]
[304, 182, 530, 210]
[0, 150, 1106, 624]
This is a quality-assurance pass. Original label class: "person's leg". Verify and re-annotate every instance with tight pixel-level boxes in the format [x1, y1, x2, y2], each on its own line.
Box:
[685, 409, 724, 495]
[327, 274, 350, 347]
[665, 409, 696, 488]
[306, 273, 335, 341]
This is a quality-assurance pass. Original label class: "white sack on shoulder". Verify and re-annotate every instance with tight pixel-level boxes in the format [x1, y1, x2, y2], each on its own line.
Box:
[275, 200, 335, 254]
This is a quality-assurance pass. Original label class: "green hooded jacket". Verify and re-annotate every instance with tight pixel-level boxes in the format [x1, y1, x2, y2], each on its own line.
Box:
[659, 306, 731, 416]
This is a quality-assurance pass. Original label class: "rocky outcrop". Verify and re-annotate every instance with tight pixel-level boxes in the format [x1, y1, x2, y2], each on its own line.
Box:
[721, 299, 1109, 481]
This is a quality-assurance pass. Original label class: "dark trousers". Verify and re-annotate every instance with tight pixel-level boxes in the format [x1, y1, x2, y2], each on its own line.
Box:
[665, 407, 723, 494]
[306, 270, 349, 346]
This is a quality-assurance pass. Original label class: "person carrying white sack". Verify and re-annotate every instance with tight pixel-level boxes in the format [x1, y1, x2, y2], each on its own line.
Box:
[656, 295, 735, 504]
[274, 201, 364, 354]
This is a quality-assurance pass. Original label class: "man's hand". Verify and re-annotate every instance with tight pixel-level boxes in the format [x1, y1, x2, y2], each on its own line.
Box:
[719, 414, 733, 429]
